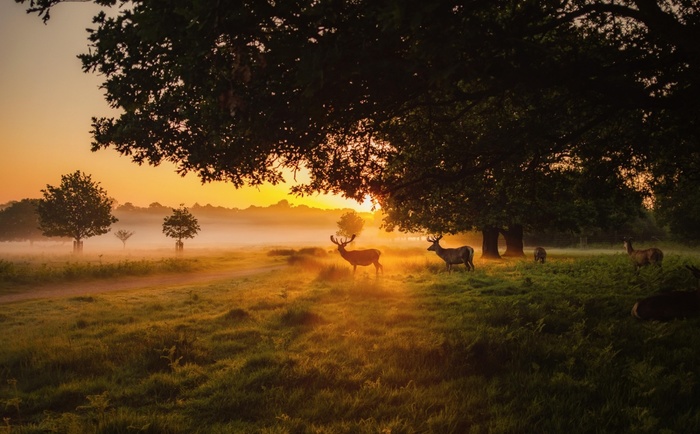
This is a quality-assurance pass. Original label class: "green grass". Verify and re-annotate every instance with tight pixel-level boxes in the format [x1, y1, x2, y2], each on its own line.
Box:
[0, 250, 279, 295]
[1, 248, 700, 433]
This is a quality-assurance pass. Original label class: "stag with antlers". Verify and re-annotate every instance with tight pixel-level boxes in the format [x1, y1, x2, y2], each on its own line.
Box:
[330, 234, 383, 276]
[427, 235, 475, 272]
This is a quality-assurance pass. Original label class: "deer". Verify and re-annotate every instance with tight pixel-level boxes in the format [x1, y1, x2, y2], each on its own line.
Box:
[330, 234, 383, 275]
[622, 237, 663, 273]
[426, 235, 475, 272]
[534, 247, 547, 264]
[631, 265, 700, 321]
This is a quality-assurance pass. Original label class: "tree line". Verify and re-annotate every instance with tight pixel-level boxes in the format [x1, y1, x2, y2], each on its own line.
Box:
[0, 168, 669, 253]
[0, 171, 200, 252]
[0, 171, 375, 251]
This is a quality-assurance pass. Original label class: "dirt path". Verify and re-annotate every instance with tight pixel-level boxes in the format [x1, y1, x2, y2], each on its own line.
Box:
[0, 264, 286, 304]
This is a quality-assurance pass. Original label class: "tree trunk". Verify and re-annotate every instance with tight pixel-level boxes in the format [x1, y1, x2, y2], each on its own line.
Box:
[73, 239, 83, 254]
[481, 227, 502, 259]
[501, 224, 525, 257]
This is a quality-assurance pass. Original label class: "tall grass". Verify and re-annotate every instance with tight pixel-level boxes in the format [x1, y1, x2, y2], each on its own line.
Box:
[0, 257, 198, 285]
[0, 250, 279, 294]
[1, 248, 700, 433]
[0, 255, 202, 288]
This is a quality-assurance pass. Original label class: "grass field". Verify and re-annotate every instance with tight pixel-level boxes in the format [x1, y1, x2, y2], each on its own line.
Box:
[1, 246, 700, 433]
[0, 249, 274, 289]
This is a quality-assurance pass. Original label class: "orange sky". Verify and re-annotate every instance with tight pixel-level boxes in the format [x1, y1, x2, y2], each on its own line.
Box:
[0, 2, 370, 211]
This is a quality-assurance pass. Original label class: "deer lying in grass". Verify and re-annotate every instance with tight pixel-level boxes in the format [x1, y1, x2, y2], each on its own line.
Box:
[534, 247, 547, 263]
[426, 235, 475, 272]
[631, 265, 700, 321]
[330, 234, 383, 275]
[623, 237, 663, 273]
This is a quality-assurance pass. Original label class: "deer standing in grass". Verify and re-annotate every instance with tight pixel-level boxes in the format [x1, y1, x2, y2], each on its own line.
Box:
[623, 237, 663, 273]
[631, 265, 700, 321]
[330, 234, 383, 275]
[534, 247, 547, 263]
[426, 235, 475, 272]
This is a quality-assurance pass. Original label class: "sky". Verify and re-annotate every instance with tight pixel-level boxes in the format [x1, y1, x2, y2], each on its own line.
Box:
[0, 1, 369, 211]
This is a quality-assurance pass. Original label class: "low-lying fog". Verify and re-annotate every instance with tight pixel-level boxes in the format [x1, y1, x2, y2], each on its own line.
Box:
[0, 202, 429, 255]
[2, 224, 379, 254]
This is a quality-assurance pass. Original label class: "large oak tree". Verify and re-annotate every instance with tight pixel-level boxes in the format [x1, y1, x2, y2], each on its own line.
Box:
[19, 1, 700, 245]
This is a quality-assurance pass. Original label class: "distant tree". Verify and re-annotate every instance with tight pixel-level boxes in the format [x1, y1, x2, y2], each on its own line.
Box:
[336, 211, 365, 240]
[37, 171, 117, 253]
[114, 229, 135, 249]
[148, 202, 169, 211]
[162, 205, 200, 252]
[0, 199, 45, 245]
[654, 152, 700, 243]
[117, 202, 138, 212]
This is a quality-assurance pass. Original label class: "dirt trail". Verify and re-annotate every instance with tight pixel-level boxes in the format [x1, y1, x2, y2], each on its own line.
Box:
[0, 264, 285, 304]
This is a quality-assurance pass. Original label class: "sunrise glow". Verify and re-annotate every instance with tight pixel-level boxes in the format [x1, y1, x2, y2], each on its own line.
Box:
[0, 2, 368, 211]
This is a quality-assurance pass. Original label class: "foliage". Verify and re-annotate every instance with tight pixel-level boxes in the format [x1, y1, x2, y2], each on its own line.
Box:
[36, 171, 117, 247]
[2, 248, 700, 433]
[335, 210, 365, 239]
[17, 1, 700, 239]
[654, 157, 700, 243]
[0, 199, 45, 243]
[162, 205, 200, 243]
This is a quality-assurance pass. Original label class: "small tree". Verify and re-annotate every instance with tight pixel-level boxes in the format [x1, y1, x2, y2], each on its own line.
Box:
[162, 205, 200, 252]
[114, 229, 135, 249]
[336, 210, 365, 239]
[37, 171, 117, 253]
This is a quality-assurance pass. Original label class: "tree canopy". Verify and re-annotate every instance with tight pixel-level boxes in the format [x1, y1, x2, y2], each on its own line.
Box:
[162, 205, 200, 251]
[336, 210, 365, 239]
[37, 170, 117, 251]
[20, 0, 700, 240]
[0, 199, 46, 244]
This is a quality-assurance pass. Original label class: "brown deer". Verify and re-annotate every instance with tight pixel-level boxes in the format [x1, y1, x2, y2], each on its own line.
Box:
[534, 247, 547, 263]
[330, 234, 383, 275]
[631, 265, 700, 321]
[622, 237, 663, 273]
[427, 235, 475, 272]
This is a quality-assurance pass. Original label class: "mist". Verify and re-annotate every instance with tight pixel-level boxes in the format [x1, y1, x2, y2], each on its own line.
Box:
[0, 201, 399, 255]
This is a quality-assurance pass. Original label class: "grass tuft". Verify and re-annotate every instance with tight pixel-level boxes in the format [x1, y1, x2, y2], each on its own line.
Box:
[279, 303, 327, 327]
[220, 308, 251, 322]
[315, 264, 352, 282]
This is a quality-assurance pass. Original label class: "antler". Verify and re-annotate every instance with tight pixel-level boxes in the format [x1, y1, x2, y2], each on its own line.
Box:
[330, 234, 357, 245]
[427, 235, 442, 242]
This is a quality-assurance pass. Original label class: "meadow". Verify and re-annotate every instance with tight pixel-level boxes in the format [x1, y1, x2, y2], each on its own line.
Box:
[1, 245, 700, 433]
